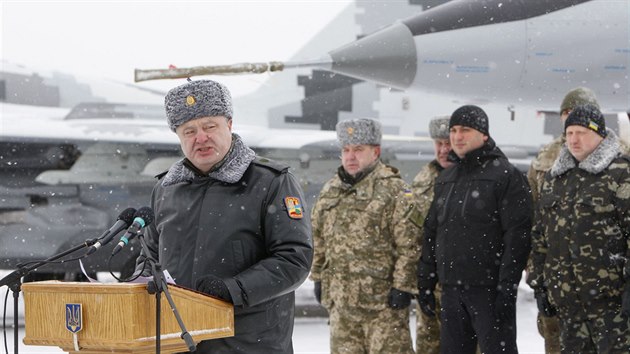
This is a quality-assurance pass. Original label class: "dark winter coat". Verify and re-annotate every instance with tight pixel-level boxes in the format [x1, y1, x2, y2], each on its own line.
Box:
[136, 136, 312, 354]
[418, 138, 532, 291]
[528, 131, 630, 312]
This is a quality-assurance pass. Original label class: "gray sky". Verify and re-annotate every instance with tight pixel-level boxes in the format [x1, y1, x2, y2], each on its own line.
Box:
[1, 0, 351, 97]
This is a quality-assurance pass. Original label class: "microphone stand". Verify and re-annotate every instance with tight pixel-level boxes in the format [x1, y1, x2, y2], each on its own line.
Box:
[0, 237, 99, 354]
[137, 233, 196, 354]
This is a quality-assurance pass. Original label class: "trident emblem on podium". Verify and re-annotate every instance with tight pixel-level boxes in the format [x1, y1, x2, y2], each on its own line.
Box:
[65, 303, 82, 351]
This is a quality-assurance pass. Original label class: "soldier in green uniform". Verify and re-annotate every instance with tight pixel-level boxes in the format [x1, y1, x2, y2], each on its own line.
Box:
[528, 104, 630, 353]
[412, 116, 451, 354]
[527, 87, 630, 353]
[310, 118, 421, 354]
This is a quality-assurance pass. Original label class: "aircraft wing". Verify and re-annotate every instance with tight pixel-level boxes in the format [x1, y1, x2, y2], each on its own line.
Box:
[1, 102, 177, 145]
[1, 101, 434, 156]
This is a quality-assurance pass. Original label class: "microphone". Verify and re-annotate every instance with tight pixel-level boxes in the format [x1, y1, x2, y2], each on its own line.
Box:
[86, 208, 136, 256]
[111, 207, 155, 256]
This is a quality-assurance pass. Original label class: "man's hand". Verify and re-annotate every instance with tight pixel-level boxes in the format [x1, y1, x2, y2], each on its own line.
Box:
[195, 274, 232, 303]
[535, 288, 557, 317]
[387, 288, 412, 309]
[313, 281, 322, 304]
[494, 283, 517, 321]
[417, 289, 436, 317]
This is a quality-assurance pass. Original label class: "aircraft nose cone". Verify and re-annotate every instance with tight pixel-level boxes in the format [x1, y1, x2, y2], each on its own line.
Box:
[328, 22, 417, 90]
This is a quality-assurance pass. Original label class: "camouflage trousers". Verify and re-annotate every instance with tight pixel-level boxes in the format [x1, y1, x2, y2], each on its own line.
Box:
[557, 303, 630, 354]
[415, 287, 442, 354]
[536, 311, 561, 354]
[329, 305, 414, 354]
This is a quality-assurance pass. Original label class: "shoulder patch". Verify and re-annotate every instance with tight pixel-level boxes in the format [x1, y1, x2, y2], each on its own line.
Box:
[284, 196, 304, 219]
[253, 156, 289, 173]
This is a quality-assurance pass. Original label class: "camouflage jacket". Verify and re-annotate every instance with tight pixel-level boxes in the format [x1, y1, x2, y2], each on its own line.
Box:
[309, 161, 421, 310]
[411, 160, 443, 252]
[528, 131, 630, 310]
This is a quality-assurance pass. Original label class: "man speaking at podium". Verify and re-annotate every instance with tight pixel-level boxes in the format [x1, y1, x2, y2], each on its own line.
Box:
[135, 79, 313, 353]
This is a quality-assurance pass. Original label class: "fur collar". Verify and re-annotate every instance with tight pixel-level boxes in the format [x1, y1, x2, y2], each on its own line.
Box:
[161, 133, 255, 186]
[550, 129, 621, 177]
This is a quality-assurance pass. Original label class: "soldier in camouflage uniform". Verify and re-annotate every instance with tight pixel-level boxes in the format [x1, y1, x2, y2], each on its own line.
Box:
[527, 87, 630, 354]
[310, 118, 421, 354]
[412, 116, 451, 354]
[528, 104, 630, 353]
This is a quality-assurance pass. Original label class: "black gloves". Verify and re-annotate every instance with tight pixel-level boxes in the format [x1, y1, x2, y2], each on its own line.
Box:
[621, 284, 630, 318]
[494, 283, 517, 321]
[417, 289, 436, 317]
[314, 281, 322, 304]
[388, 288, 412, 309]
[535, 288, 557, 317]
[195, 274, 232, 303]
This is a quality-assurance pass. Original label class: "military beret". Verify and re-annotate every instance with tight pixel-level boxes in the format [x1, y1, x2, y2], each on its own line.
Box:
[164, 79, 233, 132]
[336, 118, 382, 146]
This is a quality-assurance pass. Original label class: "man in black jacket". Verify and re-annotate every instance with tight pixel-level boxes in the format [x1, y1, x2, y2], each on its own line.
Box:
[417, 105, 532, 354]
[135, 79, 313, 353]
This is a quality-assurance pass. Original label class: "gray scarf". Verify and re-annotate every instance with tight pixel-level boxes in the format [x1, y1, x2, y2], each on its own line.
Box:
[162, 133, 255, 186]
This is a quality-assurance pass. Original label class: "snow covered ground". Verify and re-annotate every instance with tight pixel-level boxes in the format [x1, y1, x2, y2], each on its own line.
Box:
[292, 278, 544, 353]
[1, 273, 544, 353]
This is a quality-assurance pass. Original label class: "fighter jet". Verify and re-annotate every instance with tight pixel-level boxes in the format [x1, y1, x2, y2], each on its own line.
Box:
[136, 0, 629, 143]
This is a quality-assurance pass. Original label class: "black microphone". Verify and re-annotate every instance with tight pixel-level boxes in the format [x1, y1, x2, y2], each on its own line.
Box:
[86, 208, 137, 256]
[111, 207, 155, 256]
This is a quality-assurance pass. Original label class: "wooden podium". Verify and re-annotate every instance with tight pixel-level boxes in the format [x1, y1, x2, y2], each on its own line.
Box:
[21, 281, 234, 354]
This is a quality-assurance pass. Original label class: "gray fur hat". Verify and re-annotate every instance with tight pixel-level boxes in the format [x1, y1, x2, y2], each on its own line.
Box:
[336, 118, 382, 146]
[429, 116, 451, 139]
[560, 87, 599, 113]
[164, 80, 233, 132]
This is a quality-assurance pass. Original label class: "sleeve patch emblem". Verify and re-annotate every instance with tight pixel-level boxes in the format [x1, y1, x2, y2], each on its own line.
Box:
[284, 196, 304, 219]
